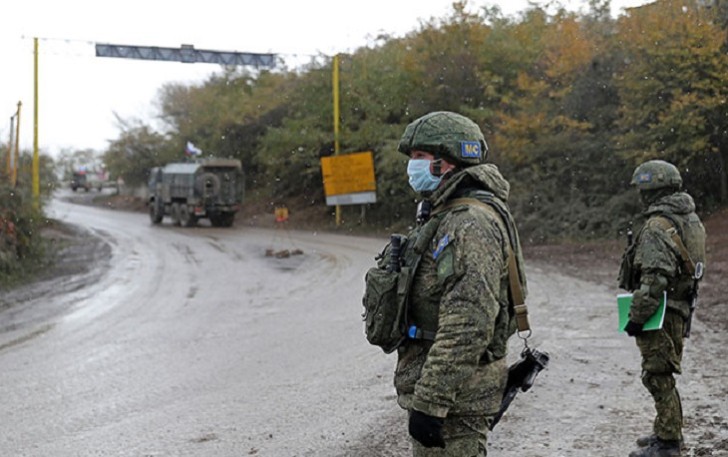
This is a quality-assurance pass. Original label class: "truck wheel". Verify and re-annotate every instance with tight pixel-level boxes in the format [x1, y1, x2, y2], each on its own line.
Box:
[149, 203, 163, 224]
[210, 215, 231, 227]
[179, 205, 197, 227]
[219, 213, 235, 227]
[171, 203, 181, 226]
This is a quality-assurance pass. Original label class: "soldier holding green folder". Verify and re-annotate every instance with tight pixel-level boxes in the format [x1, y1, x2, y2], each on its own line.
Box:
[618, 160, 706, 457]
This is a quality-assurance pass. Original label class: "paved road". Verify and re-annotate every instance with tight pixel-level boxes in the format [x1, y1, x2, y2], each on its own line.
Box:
[1, 198, 726, 456]
[0, 198, 396, 456]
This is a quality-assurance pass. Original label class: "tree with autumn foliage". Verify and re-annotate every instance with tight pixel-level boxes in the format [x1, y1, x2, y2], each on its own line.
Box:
[614, 0, 728, 207]
[100, 0, 728, 241]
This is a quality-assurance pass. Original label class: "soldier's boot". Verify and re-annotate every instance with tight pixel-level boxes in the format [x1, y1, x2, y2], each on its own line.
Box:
[635, 435, 683, 448]
[628, 439, 681, 457]
[635, 435, 658, 447]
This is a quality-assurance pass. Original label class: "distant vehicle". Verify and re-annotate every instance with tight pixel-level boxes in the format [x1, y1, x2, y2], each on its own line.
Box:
[70, 171, 90, 192]
[148, 158, 244, 227]
[71, 169, 114, 192]
[86, 171, 115, 192]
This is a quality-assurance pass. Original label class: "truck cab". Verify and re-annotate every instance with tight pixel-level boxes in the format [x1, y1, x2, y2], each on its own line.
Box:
[70, 172, 90, 192]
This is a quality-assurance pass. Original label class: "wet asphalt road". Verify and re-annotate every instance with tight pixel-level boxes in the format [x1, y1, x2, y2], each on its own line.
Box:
[0, 198, 396, 456]
[1, 196, 726, 456]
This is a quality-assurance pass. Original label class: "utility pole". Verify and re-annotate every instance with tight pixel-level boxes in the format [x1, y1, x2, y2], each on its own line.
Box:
[13, 101, 21, 188]
[5, 102, 21, 187]
[6, 115, 14, 181]
[332, 54, 341, 227]
[33, 38, 40, 208]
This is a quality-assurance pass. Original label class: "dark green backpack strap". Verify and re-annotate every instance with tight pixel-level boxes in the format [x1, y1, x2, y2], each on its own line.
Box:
[440, 197, 530, 333]
[652, 215, 696, 277]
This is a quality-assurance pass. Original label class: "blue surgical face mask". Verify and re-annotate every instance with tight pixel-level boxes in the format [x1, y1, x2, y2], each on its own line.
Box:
[407, 159, 442, 193]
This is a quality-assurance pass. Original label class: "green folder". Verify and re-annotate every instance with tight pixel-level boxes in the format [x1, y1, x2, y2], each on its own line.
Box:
[617, 291, 667, 332]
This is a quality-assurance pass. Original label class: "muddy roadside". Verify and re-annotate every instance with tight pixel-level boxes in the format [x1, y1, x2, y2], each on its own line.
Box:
[0, 219, 111, 339]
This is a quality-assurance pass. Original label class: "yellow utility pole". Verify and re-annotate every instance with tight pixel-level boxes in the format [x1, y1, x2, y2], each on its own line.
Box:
[32, 38, 40, 208]
[332, 54, 341, 227]
[13, 101, 21, 187]
[6, 115, 13, 180]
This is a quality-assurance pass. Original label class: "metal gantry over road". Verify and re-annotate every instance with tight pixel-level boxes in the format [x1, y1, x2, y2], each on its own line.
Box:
[94, 43, 276, 68]
[18, 38, 276, 207]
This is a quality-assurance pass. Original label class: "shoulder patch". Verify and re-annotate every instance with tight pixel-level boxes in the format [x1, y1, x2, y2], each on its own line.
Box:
[460, 141, 482, 159]
[432, 234, 451, 260]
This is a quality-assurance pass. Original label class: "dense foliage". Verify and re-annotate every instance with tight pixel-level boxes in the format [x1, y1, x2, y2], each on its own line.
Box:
[102, 0, 728, 242]
[0, 149, 58, 286]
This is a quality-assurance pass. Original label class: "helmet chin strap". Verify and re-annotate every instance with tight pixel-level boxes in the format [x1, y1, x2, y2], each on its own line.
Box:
[431, 158, 458, 179]
[431, 159, 443, 177]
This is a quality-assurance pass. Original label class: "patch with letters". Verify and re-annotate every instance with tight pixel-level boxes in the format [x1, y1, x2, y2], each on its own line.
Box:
[636, 172, 652, 183]
[460, 141, 482, 159]
[433, 234, 451, 260]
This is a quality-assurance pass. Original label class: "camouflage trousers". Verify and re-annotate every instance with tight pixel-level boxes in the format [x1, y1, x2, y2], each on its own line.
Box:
[635, 311, 685, 442]
[411, 415, 492, 457]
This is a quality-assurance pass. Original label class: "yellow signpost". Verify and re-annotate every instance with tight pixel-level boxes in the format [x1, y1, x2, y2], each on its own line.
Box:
[320, 151, 376, 206]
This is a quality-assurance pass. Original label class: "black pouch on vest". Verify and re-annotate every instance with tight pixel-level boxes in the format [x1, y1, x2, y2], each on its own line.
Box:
[362, 266, 407, 353]
[618, 241, 639, 291]
[362, 236, 412, 353]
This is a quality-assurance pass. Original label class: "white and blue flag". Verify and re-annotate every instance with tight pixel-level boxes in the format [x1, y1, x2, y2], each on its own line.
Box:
[185, 141, 202, 156]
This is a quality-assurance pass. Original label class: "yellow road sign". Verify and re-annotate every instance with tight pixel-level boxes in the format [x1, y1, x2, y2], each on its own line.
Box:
[320, 151, 376, 197]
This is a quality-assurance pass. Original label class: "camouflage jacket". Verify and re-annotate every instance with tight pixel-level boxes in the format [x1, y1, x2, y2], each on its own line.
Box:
[394, 164, 527, 418]
[622, 192, 706, 323]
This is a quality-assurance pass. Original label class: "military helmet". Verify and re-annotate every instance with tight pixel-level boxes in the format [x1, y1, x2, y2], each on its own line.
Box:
[397, 111, 488, 166]
[630, 159, 682, 190]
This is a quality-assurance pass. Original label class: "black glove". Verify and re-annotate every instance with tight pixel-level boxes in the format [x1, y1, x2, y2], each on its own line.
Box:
[625, 320, 644, 337]
[408, 409, 445, 448]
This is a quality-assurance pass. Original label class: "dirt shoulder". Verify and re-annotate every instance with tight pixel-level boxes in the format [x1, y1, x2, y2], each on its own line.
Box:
[0, 219, 111, 342]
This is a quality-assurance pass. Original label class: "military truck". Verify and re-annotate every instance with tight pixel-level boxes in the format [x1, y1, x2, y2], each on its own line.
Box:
[148, 158, 244, 227]
[70, 171, 91, 192]
[71, 169, 114, 192]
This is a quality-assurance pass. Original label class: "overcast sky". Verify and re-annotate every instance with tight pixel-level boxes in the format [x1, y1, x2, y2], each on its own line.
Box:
[1, 0, 651, 158]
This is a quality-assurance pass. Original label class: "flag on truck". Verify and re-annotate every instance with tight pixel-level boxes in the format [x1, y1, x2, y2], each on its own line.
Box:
[185, 141, 202, 156]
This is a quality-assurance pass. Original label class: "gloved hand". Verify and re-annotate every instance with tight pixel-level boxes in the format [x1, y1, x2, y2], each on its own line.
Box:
[625, 320, 644, 337]
[408, 409, 445, 448]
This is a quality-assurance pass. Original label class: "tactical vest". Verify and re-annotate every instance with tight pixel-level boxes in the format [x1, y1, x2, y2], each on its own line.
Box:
[618, 211, 706, 304]
[400, 193, 528, 363]
[362, 209, 446, 353]
[655, 213, 706, 301]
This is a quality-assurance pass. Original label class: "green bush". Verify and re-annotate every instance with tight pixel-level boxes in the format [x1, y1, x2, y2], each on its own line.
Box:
[0, 184, 47, 287]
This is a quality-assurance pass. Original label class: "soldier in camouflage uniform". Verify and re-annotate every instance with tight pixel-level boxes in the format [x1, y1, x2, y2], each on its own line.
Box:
[619, 160, 706, 457]
[393, 111, 527, 456]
